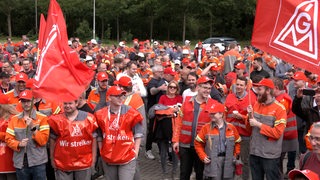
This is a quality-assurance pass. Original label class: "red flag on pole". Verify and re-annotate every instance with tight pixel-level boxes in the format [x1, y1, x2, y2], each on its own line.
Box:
[38, 14, 46, 50]
[252, 0, 320, 75]
[33, 0, 94, 102]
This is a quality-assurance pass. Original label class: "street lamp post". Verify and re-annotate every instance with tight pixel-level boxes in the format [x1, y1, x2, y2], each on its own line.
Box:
[93, 0, 96, 39]
[35, 0, 38, 35]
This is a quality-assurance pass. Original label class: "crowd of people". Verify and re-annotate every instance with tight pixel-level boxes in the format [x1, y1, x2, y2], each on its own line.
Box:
[0, 35, 320, 180]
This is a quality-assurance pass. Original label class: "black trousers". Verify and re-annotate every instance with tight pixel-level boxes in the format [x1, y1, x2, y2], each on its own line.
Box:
[179, 146, 204, 180]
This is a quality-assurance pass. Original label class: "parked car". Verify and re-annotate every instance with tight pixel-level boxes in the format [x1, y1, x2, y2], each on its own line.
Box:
[199, 37, 240, 52]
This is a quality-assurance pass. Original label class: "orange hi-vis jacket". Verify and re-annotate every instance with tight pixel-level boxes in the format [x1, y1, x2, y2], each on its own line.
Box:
[95, 105, 143, 165]
[137, 68, 153, 86]
[225, 92, 254, 137]
[247, 99, 287, 159]
[87, 88, 108, 109]
[223, 49, 243, 61]
[5, 110, 49, 169]
[0, 118, 15, 173]
[194, 122, 241, 178]
[15, 99, 61, 116]
[5, 89, 21, 106]
[195, 122, 241, 160]
[48, 111, 98, 171]
[275, 93, 298, 140]
[172, 96, 218, 147]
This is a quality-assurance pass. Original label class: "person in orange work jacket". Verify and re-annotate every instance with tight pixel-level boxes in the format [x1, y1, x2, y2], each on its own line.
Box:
[94, 86, 144, 180]
[48, 100, 98, 180]
[5, 73, 28, 106]
[194, 103, 241, 180]
[224, 76, 254, 180]
[0, 94, 18, 180]
[172, 76, 219, 180]
[87, 72, 109, 110]
[273, 77, 298, 177]
[5, 90, 50, 180]
[247, 78, 287, 180]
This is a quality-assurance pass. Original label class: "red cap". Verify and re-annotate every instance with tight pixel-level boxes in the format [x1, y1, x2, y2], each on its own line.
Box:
[253, 78, 275, 89]
[235, 62, 246, 70]
[0, 94, 9, 104]
[182, 58, 190, 64]
[205, 103, 225, 113]
[293, 72, 307, 81]
[288, 169, 319, 180]
[164, 67, 177, 76]
[197, 76, 214, 85]
[162, 61, 171, 68]
[133, 38, 139, 43]
[198, 42, 202, 46]
[187, 62, 196, 69]
[16, 73, 28, 83]
[107, 86, 126, 96]
[114, 76, 132, 87]
[97, 72, 109, 81]
[19, 90, 33, 100]
[210, 64, 221, 71]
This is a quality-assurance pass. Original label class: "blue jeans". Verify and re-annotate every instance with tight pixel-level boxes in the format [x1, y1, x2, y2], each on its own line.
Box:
[16, 164, 46, 180]
[250, 155, 281, 180]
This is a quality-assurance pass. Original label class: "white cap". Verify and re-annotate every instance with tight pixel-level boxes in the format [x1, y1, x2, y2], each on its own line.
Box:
[85, 55, 93, 61]
[153, 41, 159, 46]
[185, 40, 190, 45]
[206, 47, 212, 51]
[182, 49, 189, 55]
[91, 39, 97, 45]
[119, 41, 125, 47]
[138, 52, 145, 58]
[174, 60, 181, 65]
[68, 40, 72, 46]
[35, 40, 39, 44]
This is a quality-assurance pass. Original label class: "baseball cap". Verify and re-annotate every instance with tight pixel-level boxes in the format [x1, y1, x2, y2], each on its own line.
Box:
[164, 67, 177, 76]
[185, 40, 190, 45]
[97, 72, 109, 81]
[85, 55, 93, 61]
[162, 61, 171, 68]
[197, 76, 214, 85]
[210, 63, 220, 71]
[187, 62, 196, 69]
[253, 78, 275, 89]
[293, 72, 307, 81]
[114, 76, 132, 87]
[235, 62, 246, 70]
[91, 39, 97, 45]
[205, 103, 225, 114]
[182, 58, 190, 64]
[198, 42, 202, 46]
[0, 94, 9, 104]
[107, 86, 126, 96]
[16, 73, 28, 83]
[174, 60, 181, 65]
[288, 169, 319, 180]
[19, 90, 33, 100]
[153, 41, 159, 46]
[119, 41, 125, 47]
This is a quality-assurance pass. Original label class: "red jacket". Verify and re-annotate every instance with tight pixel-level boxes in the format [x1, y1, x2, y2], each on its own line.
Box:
[0, 119, 15, 173]
[48, 112, 98, 171]
[95, 105, 143, 165]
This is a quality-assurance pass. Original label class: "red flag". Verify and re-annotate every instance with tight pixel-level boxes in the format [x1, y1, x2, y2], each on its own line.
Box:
[33, 0, 94, 102]
[38, 14, 46, 50]
[252, 0, 320, 75]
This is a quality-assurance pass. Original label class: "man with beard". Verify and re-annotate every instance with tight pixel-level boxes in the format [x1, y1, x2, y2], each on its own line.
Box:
[247, 78, 287, 180]
[250, 57, 270, 80]
[87, 72, 109, 110]
[172, 76, 219, 180]
[182, 72, 198, 102]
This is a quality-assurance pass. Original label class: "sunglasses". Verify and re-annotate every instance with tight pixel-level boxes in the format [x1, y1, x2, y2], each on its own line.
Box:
[168, 86, 177, 89]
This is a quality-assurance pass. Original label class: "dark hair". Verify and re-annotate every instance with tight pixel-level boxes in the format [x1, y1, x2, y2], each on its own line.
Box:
[254, 57, 263, 63]
[0, 72, 10, 78]
[126, 61, 137, 69]
[187, 72, 198, 80]
[2, 60, 14, 68]
[251, 75, 264, 83]
[236, 76, 248, 85]
[114, 57, 123, 64]
[272, 77, 284, 90]
[72, 39, 78, 44]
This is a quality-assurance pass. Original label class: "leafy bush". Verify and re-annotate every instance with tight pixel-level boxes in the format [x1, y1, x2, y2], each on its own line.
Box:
[75, 20, 92, 40]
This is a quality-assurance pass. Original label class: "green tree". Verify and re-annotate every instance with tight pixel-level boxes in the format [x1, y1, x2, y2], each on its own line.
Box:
[75, 20, 92, 40]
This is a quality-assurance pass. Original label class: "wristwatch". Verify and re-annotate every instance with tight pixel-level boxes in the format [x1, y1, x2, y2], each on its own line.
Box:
[30, 126, 37, 132]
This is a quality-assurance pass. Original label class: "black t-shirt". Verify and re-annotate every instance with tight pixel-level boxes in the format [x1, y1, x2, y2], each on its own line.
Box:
[146, 78, 166, 110]
[78, 103, 94, 114]
[250, 68, 270, 79]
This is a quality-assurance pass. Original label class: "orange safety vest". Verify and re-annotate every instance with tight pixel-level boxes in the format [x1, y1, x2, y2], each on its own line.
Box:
[276, 93, 298, 140]
[0, 119, 15, 173]
[48, 112, 98, 171]
[172, 96, 218, 146]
